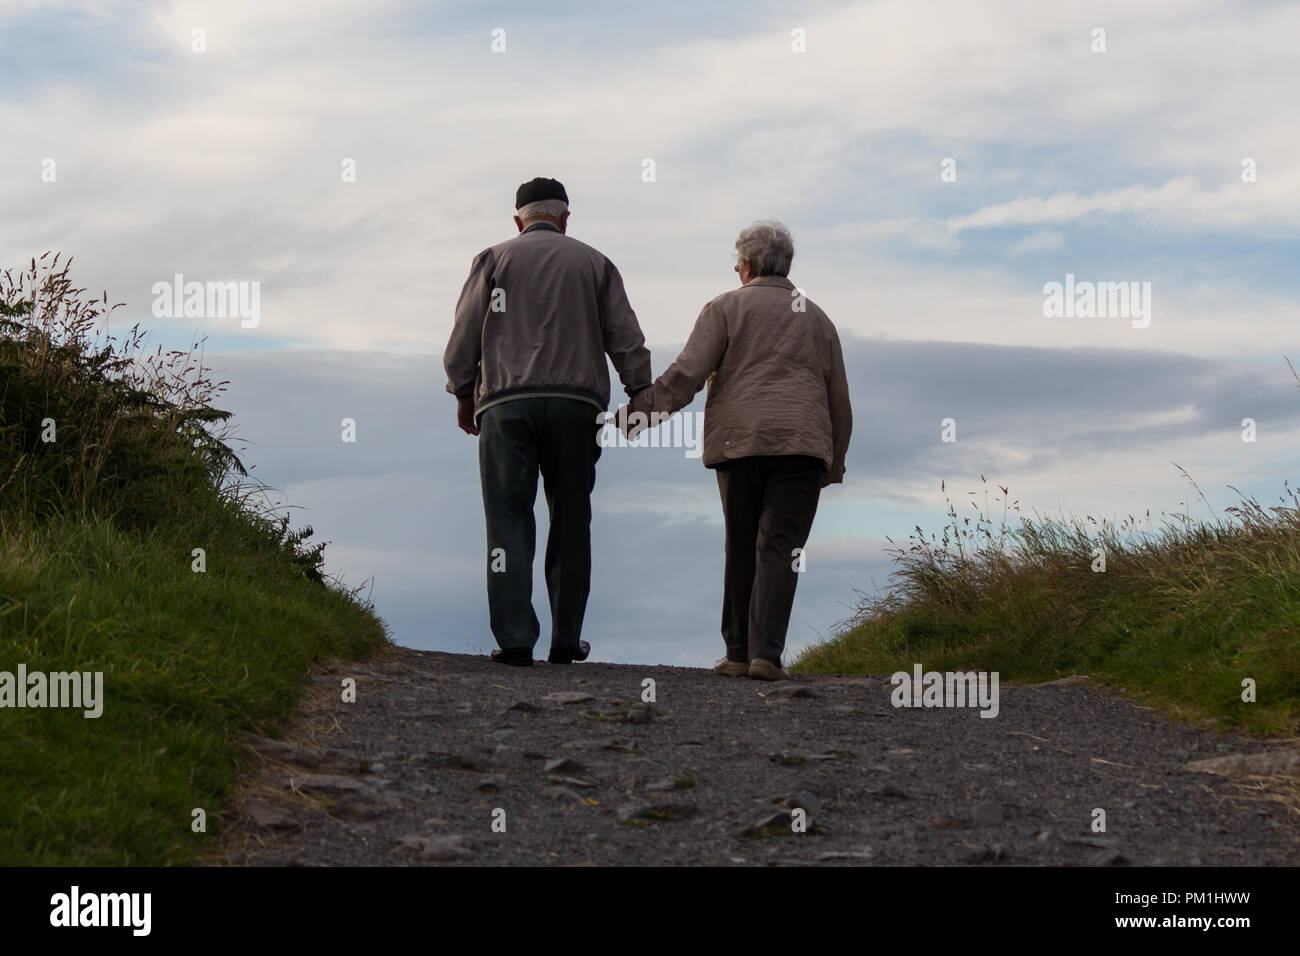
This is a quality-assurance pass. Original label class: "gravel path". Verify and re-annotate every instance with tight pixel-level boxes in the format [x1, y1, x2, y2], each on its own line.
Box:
[217, 646, 1299, 866]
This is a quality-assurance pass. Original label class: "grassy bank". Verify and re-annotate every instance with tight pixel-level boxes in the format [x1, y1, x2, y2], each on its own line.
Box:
[794, 477, 1300, 737]
[1, 256, 388, 864]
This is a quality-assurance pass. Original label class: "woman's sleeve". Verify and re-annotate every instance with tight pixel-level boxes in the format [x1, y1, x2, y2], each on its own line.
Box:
[629, 301, 728, 417]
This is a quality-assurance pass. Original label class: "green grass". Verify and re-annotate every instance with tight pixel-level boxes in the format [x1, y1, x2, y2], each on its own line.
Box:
[793, 477, 1300, 737]
[1, 256, 389, 863]
[0, 511, 386, 865]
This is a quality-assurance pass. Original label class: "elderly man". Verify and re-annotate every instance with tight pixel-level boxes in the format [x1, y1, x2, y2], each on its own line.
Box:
[445, 177, 652, 666]
[623, 221, 851, 680]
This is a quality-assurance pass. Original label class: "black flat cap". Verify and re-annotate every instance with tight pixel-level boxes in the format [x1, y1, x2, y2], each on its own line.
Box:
[515, 177, 569, 209]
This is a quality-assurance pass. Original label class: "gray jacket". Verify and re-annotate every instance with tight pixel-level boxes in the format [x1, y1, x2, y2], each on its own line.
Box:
[628, 276, 852, 482]
[444, 221, 652, 416]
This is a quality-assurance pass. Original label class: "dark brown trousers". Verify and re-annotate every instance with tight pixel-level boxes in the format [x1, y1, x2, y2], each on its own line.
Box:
[715, 454, 825, 666]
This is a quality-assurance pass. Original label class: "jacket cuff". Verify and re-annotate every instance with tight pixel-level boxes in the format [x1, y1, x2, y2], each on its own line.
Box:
[628, 386, 655, 413]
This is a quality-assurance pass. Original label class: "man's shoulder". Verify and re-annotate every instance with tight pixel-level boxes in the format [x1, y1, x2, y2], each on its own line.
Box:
[493, 231, 611, 267]
[557, 233, 615, 268]
[468, 244, 498, 266]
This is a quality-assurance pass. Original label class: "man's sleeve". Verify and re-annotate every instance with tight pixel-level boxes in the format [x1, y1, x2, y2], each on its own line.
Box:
[444, 249, 495, 400]
[598, 258, 653, 399]
[825, 322, 853, 484]
[630, 300, 727, 417]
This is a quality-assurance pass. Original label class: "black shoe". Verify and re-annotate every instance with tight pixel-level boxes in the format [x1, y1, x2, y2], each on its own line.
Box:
[490, 647, 533, 667]
[547, 640, 590, 664]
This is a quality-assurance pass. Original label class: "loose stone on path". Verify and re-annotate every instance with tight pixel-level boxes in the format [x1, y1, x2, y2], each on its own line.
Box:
[217, 647, 1300, 867]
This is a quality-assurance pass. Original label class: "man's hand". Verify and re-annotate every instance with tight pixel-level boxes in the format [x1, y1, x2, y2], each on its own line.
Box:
[457, 399, 480, 436]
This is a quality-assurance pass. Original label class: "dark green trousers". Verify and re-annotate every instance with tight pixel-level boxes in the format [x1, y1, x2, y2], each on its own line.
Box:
[477, 397, 602, 655]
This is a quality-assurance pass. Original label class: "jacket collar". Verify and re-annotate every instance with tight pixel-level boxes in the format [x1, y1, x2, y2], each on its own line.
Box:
[746, 275, 795, 290]
[521, 220, 561, 234]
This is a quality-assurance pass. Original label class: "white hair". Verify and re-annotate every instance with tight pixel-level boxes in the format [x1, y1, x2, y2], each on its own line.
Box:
[516, 199, 568, 222]
[735, 220, 794, 277]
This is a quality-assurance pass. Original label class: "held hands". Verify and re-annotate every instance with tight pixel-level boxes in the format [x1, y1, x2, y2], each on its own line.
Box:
[457, 399, 480, 436]
[615, 404, 648, 440]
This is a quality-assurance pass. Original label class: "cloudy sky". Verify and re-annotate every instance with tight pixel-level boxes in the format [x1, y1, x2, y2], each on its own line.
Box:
[4, 0, 1297, 666]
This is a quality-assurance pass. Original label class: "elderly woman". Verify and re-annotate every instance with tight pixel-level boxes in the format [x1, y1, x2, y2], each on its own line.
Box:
[622, 221, 852, 680]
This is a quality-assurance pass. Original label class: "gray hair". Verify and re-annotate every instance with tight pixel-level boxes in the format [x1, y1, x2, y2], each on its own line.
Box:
[735, 220, 794, 277]
[517, 198, 569, 222]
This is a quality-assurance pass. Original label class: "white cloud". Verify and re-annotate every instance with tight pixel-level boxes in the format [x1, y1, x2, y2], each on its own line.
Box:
[1008, 230, 1066, 256]
[947, 177, 1297, 236]
[3, 0, 1298, 360]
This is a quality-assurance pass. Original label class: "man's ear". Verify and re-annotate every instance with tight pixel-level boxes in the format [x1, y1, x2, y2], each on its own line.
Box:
[559, 210, 570, 234]
[513, 215, 524, 233]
